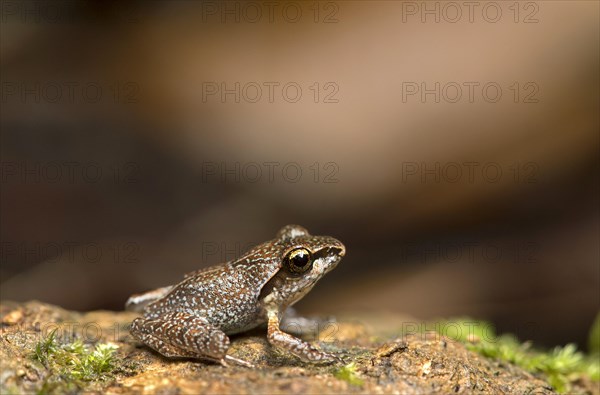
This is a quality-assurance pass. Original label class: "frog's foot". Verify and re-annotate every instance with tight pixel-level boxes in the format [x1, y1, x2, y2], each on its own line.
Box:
[267, 310, 340, 364]
[130, 313, 231, 363]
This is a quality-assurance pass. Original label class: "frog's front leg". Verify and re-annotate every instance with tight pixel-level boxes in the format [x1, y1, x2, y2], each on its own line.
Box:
[130, 312, 252, 367]
[267, 309, 339, 363]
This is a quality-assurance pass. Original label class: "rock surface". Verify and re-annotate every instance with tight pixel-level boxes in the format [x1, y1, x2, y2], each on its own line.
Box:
[0, 301, 573, 394]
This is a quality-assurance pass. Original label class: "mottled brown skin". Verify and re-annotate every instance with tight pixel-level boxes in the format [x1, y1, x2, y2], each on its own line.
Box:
[126, 225, 345, 366]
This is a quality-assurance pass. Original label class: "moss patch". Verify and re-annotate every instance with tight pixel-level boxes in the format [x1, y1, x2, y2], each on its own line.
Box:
[31, 328, 119, 392]
[333, 362, 364, 387]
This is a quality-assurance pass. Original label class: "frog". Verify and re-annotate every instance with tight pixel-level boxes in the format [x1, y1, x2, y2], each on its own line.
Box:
[125, 225, 346, 367]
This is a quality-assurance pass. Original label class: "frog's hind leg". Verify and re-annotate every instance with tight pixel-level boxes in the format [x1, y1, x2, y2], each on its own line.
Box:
[130, 322, 196, 358]
[130, 312, 252, 367]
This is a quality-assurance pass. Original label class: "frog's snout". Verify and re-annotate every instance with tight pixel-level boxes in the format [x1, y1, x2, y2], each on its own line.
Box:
[326, 244, 345, 273]
[320, 242, 345, 258]
[324, 243, 346, 263]
[331, 238, 346, 257]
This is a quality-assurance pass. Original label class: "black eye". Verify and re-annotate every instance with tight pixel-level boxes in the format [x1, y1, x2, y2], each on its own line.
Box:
[284, 248, 312, 273]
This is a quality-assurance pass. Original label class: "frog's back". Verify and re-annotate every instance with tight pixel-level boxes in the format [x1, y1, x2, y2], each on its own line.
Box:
[143, 254, 281, 333]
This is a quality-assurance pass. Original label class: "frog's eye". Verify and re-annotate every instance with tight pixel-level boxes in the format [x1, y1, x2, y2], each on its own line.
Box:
[284, 248, 312, 274]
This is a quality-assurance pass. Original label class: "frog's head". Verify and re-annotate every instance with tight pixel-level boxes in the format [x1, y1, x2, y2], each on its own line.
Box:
[264, 225, 346, 308]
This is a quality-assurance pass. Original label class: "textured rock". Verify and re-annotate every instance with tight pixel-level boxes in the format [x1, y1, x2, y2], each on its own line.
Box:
[0, 301, 567, 394]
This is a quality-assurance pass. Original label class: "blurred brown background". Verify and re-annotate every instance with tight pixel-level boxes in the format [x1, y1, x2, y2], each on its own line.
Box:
[1, 1, 598, 350]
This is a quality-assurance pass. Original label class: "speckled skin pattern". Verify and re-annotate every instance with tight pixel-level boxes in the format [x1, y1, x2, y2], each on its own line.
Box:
[126, 225, 345, 366]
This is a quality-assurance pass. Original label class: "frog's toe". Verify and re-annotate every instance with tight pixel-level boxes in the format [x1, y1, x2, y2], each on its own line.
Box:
[223, 355, 255, 368]
[324, 352, 345, 364]
[307, 350, 344, 365]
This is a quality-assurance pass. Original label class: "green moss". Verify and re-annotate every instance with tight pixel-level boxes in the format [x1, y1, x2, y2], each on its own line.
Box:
[423, 318, 600, 394]
[334, 362, 364, 387]
[31, 329, 119, 391]
[33, 328, 58, 366]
